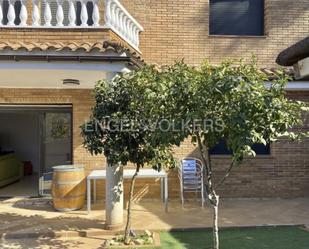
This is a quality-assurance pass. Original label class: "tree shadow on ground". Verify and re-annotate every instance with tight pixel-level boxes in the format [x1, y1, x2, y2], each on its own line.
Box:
[0, 237, 85, 249]
[0, 211, 107, 249]
[0, 212, 105, 234]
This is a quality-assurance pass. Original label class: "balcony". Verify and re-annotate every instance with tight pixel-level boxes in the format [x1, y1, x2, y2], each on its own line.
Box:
[0, 0, 143, 51]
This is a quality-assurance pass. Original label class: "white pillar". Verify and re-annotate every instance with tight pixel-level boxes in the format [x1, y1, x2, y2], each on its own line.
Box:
[105, 71, 123, 230]
[133, 26, 139, 47]
[7, 0, 16, 26]
[80, 0, 88, 27]
[44, 0, 52, 27]
[92, 0, 100, 27]
[105, 162, 124, 230]
[20, 0, 28, 26]
[125, 18, 130, 39]
[56, 0, 64, 27]
[32, 0, 40, 26]
[104, 0, 111, 27]
[110, 2, 116, 26]
[68, 0, 76, 27]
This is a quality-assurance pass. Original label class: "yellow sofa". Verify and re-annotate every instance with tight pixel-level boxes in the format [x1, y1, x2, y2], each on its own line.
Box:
[0, 154, 23, 188]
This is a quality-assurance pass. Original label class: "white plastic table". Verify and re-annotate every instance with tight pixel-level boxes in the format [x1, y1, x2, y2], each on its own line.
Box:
[87, 168, 168, 214]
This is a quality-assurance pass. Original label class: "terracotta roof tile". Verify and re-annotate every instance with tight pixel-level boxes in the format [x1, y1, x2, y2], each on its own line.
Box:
[0, 41, 145, 68]
[0, 41, 107, 53]
[259, 67, 294, 80]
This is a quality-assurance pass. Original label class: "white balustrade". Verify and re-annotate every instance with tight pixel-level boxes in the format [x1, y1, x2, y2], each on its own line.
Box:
[0, 0, 143, 50]
[104, 0, 144, 50]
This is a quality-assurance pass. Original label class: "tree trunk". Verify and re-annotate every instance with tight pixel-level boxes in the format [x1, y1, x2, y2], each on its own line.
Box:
[212, 193, 219, 249]
[195, 132, 220, 249]
[124, 166, 140, 244]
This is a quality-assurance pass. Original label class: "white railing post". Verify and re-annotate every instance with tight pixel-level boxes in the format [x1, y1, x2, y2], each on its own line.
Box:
[110, 1, 116, 27]
[7, 0, 16, 26]
[125, 18, 130, 39]
[0, 0, 3, 26]
[104, 0, 111, 27]
[32, 0, 40, 26]
[80, 0, 88, 27]
[44, 0, 52, 27]
[114, 6, 120, 31]
[56, 0, 64, 27]
[68, 0, 76, 27]
[133, 26, 138, 46]
[119, 12, 124, 32]
[128, 21, 134, 43]
[92, 0, 100, 27]
[20, 0, 28, 26]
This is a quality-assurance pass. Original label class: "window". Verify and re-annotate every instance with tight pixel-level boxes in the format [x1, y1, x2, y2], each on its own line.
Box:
[209, 140, 270, 155]
[209, 0, 265, 36]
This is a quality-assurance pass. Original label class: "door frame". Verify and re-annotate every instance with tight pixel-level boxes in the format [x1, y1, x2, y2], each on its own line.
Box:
[0, 104, 73, 197]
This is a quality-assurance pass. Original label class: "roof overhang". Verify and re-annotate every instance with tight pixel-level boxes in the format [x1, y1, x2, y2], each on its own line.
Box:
[0, 59, 130, 89]
[0, 41, 144, 89]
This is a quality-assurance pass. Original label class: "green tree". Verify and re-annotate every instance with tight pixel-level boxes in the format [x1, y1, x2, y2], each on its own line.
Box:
[80, 66, 181, 244]
[161, 59, 309, 249]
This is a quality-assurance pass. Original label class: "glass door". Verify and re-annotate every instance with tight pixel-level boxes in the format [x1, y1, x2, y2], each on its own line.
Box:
[40, 110, 72, 195]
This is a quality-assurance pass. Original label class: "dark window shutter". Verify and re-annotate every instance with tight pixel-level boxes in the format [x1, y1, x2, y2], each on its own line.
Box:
[209, 140, 232, 155]
[210, 0, 264, 36]
[209, 139, 270, 155]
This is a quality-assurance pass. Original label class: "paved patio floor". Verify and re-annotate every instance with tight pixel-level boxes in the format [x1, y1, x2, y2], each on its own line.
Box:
[0, 198, 308, 248]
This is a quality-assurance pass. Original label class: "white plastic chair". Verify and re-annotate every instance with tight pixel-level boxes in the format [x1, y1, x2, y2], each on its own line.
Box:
[178, 158, 205, 207]
[39, 172, 53, 196]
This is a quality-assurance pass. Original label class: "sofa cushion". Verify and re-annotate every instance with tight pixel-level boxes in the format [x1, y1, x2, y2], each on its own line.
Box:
[0, 154, 23, 181]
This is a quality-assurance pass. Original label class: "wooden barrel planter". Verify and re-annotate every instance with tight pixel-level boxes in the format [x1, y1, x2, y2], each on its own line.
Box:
[52, 165, 86, 212]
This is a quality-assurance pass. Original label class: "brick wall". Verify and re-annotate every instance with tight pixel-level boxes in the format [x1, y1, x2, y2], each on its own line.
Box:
[0, 89, 308, 199]
[121, 0, 309, 68]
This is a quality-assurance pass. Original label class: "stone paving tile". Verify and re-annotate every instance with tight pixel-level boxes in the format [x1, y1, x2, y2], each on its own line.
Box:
[0, 237, 106, 249]
[0, 198, 308, 237]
